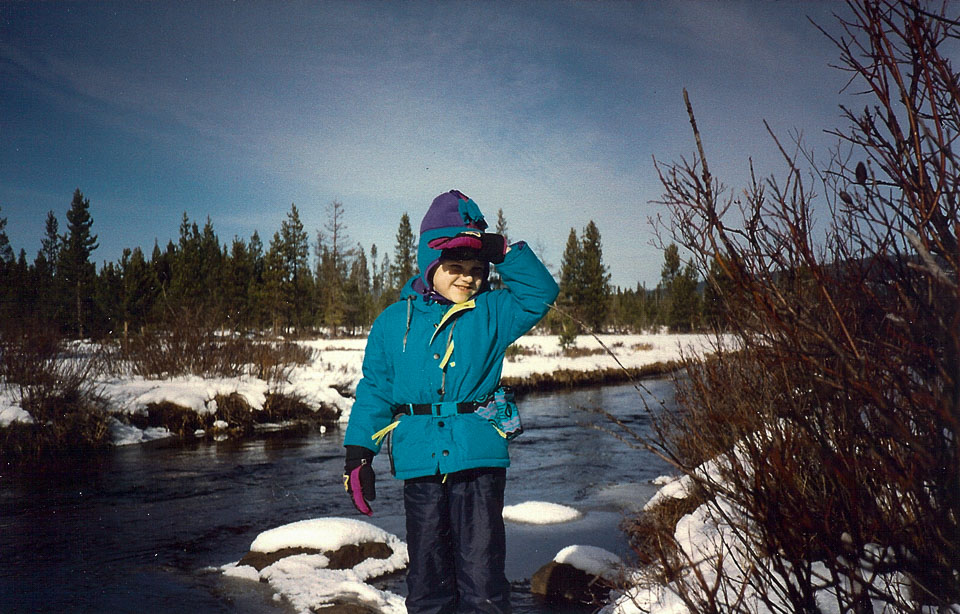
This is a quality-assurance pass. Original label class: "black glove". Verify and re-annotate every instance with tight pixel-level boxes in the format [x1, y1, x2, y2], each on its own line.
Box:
[343, 445, 376, 516]
[479, 234, 508, 265]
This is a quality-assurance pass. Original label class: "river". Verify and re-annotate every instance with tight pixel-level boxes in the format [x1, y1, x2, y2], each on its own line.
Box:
[0, 380, 676, 613]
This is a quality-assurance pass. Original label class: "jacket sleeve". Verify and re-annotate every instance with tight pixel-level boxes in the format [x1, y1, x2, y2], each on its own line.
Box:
[343, 314, 395, 454]
[495, 242, 559, 345]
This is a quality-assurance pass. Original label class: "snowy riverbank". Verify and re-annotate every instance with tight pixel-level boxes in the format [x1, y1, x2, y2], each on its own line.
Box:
[0, 332, 718, 444]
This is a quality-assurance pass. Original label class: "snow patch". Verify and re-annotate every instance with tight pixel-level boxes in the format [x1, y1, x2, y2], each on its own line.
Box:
[554, 545, 622, 581]
[0, 404, 33, 426]
[250, 517, 398, 554]
[503, 501, 582, 524]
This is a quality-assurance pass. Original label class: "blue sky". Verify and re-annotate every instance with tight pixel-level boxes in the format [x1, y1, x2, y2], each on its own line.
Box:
[1, 1, 853, 287]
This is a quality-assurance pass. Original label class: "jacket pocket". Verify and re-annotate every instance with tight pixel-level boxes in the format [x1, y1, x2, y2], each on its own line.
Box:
[390, 417, 439, 477]
[453, 413, 510, 464]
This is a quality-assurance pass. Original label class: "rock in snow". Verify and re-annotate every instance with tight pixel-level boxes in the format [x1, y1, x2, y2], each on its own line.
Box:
[531, 545, 622, 605]
[223, 517, 408, 614]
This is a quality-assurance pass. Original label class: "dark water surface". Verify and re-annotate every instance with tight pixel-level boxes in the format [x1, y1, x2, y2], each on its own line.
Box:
[0, 381, 676, 613]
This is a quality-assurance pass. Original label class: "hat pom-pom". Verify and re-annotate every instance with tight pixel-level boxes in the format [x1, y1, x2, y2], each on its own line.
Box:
[458, 198, 488, 230]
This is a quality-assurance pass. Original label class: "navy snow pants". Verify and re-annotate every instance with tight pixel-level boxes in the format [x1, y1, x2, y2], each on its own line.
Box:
[403, 467, 511, 614]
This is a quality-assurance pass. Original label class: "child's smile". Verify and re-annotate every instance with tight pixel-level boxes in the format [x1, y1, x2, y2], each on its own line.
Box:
[433, 259, 485, 303]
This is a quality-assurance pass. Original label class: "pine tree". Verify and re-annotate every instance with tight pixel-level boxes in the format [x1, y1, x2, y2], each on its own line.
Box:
[40, 211, 60, 267]
[149, 240, 175, 322]
[35, 210, 60, 300]
[168, 213, 202, 313]
[579, 221, 611, 332]
[390, 213, 417, 294]
[120, 247, 159, 335]
[316, 201, 351, 335]
[95, 260, 123, 336]
[222, 237, 253, 330]
[33, 211, 62, 326]
[198, 217, 224, 319]
[0, 205, 14, 265]
[280, 204, 313, 329]
[702, 255, 732, 331]
[557, 227, 583, 346]
[263, 232, 287, 333]
[165, 215, 224, 321]
[379, 251, 392, 310]
[247, 231, 268, 330]
[59, 189, 99, 337]
[2, 249, 31, 325]
[370, 243, 382, 302]
[495, 208, 509, 244]
[0, 206, 17, 326]
[344, 243, 371, 333]
[659, 243, 700, 332]
[490, 208, 509, 289]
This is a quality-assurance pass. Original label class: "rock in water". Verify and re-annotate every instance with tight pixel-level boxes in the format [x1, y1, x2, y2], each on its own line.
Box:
[238, 541, 394, 572]
[530, 560, 611, 606]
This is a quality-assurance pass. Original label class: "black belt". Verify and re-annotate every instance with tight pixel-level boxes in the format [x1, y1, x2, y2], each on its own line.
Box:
[394, 401, 481, 416]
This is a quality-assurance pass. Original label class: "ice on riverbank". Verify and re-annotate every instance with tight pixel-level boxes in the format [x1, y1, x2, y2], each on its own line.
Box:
[108, 417, 173, 446]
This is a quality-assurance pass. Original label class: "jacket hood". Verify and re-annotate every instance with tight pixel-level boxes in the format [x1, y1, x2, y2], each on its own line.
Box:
[418, 190, 489, 292]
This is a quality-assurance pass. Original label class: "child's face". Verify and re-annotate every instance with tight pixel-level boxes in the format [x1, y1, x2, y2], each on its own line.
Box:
[433, 259, 485, 303]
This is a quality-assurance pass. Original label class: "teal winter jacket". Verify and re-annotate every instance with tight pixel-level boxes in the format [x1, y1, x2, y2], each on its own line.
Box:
[343, 243, 559, 480]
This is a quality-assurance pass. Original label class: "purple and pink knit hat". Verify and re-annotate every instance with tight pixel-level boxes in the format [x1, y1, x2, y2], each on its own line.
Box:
[417, 190, 489, 292]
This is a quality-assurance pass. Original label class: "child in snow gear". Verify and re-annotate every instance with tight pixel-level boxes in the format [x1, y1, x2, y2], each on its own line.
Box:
[343, 189, 558, 614]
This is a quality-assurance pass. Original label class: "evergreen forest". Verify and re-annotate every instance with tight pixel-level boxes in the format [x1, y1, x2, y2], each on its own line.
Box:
[0, 191, 715, 340]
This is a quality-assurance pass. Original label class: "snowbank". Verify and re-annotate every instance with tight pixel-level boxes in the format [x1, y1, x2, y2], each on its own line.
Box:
[101, 375, 270, 415]
[503, 500, 582, 524]
[604, 469, 960, 614]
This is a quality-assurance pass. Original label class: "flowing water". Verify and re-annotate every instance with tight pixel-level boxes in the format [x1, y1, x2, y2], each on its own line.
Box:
[0, 380, 676, 613]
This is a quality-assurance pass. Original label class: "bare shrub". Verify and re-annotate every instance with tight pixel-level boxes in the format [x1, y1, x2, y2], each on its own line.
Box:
[630, 1, 960, 611]
[562, 346, 608, 358]
[623, 487, 711, 568]
[262, 392, 336, 423]
[129, 401, 205, 436]
[505, 344, 540, 361]
[118, 309, 315, 382]
[0, 326, 110, 456]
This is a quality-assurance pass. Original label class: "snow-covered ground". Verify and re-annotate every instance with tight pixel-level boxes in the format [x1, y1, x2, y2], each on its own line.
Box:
[599, 465, 959, 614]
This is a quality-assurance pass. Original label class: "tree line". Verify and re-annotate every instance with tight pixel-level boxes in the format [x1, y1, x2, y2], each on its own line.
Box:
[551, 222, 720, 340]
[0, 190, 719, 340]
